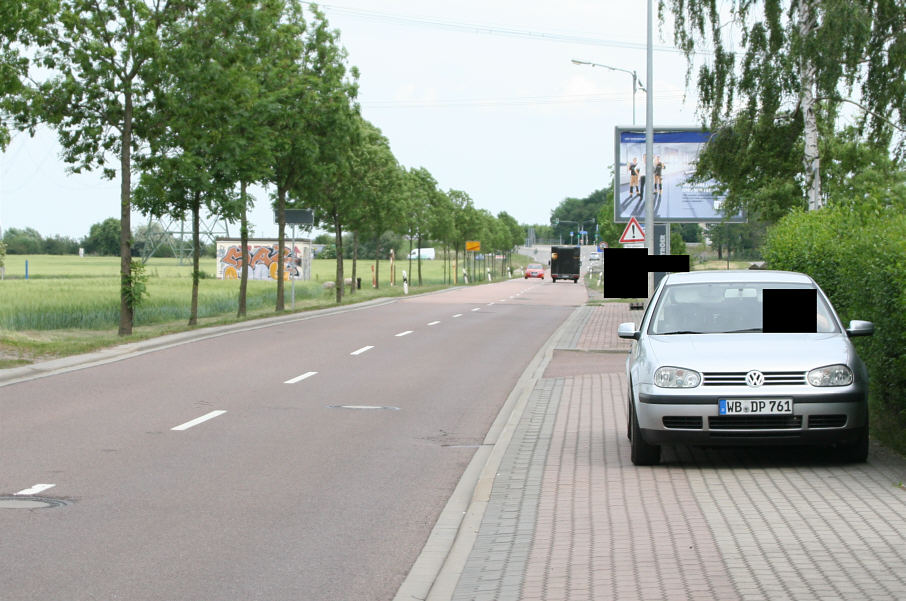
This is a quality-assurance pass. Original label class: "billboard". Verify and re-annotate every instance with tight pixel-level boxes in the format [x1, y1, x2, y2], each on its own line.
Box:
[614, 127, 744, 223]
[216, 238, 312, 280]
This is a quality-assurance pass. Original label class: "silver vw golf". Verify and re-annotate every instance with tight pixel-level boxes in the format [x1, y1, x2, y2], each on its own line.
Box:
[617, 270, 874, 465]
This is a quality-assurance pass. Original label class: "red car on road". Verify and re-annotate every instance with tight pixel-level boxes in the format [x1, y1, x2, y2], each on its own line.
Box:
[524, 263, 545, 279]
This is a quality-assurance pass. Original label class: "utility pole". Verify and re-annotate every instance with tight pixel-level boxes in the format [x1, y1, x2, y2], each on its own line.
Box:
[645, 0, 655, 298]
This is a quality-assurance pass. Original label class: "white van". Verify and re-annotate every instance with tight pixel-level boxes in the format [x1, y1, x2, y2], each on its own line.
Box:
[407, 248, 435, 260]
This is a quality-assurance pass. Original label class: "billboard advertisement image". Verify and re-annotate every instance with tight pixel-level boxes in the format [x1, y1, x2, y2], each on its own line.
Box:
[614, 127, 745, 223]
[216, 239, 312, 280]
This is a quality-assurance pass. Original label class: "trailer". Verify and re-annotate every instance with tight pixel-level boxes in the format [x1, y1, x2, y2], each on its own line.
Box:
[550, 245, 581, 283]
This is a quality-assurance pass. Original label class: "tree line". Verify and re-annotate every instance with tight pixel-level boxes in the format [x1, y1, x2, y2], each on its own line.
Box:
[1, 0, 525, 334]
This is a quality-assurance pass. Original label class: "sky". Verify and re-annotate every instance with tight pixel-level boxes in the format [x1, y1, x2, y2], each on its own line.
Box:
[0, 0, 706, 242]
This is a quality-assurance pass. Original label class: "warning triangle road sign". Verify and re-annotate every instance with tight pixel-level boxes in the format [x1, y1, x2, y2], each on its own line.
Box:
[619, 217, 646, 243]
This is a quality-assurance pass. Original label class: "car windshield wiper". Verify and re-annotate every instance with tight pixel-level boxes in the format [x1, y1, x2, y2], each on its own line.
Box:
[723, 328, 763, 333]
[658, 330, 704, 335]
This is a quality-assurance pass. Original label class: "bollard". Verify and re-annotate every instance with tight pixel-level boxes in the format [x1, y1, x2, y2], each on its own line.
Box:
[487, 267, 491, 282]
[402, 270, 408, 295]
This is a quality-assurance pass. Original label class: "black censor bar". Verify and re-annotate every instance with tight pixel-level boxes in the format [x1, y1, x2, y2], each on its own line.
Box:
[602, 248, 689, 299]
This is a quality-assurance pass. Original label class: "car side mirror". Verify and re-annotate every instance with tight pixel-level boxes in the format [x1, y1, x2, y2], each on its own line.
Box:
[617, 322, 640, 340]
[846, 320, 874, 337]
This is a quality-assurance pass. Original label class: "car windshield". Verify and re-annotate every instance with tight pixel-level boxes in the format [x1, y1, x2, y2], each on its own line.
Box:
[528, 264, 543, 269]
[648, 282, 838, 335]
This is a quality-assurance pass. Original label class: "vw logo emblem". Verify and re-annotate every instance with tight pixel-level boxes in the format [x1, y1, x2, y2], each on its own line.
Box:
[746, 370, 765, 387]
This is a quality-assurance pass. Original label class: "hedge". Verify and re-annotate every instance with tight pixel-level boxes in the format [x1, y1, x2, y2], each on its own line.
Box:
[763, 205, 906, 451]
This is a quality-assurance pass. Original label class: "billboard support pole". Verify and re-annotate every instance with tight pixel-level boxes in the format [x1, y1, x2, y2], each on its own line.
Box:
[645, 0, 655, 299]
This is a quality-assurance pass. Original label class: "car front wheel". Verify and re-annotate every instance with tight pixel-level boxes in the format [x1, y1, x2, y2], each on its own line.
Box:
[629, 402, 661, 466]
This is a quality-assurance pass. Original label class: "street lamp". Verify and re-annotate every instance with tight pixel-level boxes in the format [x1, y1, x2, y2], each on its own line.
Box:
[571, 59, 646, 126]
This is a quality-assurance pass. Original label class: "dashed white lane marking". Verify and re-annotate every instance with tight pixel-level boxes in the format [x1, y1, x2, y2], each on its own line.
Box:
[15, 484, 55, 496]
[453, 314, 463, 318]
[171, 410, 227, 431]
[351, 346, 374, 356]
[471, 308, 480, 312]
[396, 330, 413, 337]
[428, 321, 441, 326]
[284, 371, 318, 384]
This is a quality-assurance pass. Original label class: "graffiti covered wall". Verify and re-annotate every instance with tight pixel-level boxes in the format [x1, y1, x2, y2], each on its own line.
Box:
[216, 238, 312, 280]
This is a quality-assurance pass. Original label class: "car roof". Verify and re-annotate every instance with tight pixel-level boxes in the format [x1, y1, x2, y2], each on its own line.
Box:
[663, 270, 816, 286]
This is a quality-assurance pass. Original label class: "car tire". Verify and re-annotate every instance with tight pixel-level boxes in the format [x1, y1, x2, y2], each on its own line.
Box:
[626, 396, 632, 441]
[630, 403, 661, 466]
[835, 428, 869, 463]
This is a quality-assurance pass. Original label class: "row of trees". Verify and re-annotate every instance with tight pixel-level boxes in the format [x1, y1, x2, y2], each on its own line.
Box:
[0, 0, 524, 334]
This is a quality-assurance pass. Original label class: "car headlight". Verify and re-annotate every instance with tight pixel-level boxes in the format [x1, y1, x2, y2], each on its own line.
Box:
[654, 366, 701, 388]
[807, 364, 854, 387]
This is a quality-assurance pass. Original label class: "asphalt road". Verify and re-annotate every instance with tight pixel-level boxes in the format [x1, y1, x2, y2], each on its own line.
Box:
[0, 277, 586, 601]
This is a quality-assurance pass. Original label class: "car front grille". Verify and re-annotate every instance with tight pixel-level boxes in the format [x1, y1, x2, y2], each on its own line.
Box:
[808, 415, 847, 428]
[709, 415, 803, 430]
[663, 416, 703, 429]
[702, 371, 807, 386]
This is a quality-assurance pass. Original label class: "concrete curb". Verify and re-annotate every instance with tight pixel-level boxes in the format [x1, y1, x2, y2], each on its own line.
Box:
[392, 303, 589, 601]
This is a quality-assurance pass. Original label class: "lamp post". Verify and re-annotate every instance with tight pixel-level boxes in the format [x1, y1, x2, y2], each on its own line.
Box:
[571, 59, 645, 125]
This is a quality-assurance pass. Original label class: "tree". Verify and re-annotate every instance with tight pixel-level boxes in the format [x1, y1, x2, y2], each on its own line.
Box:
[404, 167, 441, 286]
[2, 226, 43, 254]
[664, 0, 906, 212]
[293, 8, 360, 304]
[83, 218, 121, 256]
[0, 0, 55, 150]
[551, 195, 601, 243]
[137, 0, 277, 325]
[497, 211, 524, 251]
[43, 234, 80, 255]
[24, 0, 194, 334]
[449, 189, 478, 283]
[348, 120, 405, 289]
[678, 223, 703, 243]
[267, 3, 358, 309]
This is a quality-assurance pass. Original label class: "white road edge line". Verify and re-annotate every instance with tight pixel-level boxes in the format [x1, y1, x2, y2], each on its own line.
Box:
[427, 321, 441, 326]
[171, 410, 228, 431]
[396, 331, 414, 337]
[15, 484, 55, 496]
[351, 345, 374, 356]
[284, 371, 318, 384]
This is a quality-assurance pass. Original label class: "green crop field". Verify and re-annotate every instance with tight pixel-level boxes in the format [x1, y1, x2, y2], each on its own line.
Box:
[0, 253, 528, 366]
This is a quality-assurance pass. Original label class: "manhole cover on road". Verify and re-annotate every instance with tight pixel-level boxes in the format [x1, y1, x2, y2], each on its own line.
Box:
[328, 405, 400, 411]
[0, 496, 68, 509]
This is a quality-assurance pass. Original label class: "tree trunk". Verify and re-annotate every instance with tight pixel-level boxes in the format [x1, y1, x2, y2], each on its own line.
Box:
[334, 218, 343, 304]
[275, 186, 286, 311]
[374, 234, 381, 289]
[118, 89, 134, 336]
[237, 180, 248, 317]
[799, 0, 822, 210]
[189, 190, 201, 326]
[417, 234, 423, 286]
[351, 231, 358, 296]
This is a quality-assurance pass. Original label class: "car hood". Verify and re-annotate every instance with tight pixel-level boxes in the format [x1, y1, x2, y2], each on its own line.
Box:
[645, 333, 855, 372]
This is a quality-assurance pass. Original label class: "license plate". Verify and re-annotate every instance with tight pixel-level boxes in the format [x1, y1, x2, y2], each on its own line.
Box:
[719, 398, 793, 415]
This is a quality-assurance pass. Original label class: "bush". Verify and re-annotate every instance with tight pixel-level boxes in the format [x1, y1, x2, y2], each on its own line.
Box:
[763, 204, 906, 451]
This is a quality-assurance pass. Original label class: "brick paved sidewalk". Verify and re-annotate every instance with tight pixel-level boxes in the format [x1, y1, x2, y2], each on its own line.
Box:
[449, 303, 906, 601]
